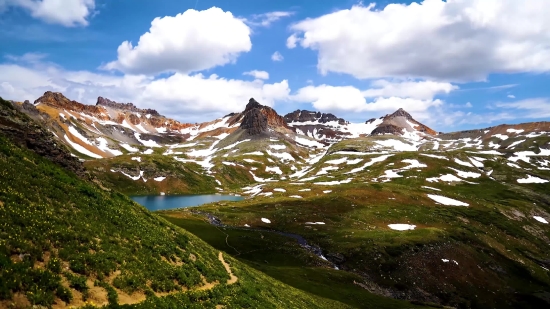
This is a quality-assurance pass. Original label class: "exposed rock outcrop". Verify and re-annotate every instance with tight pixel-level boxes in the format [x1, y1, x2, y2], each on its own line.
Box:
[284, 110, 348, 125]
[96, 96, 161, 117]
[35, 91, 109, 120]
[0, 96, 87, 177]
[370, 108, 437, 136]
[240, 98, 291, 136]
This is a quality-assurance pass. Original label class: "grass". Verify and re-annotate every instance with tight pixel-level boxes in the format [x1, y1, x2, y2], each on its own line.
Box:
[84, 153, 219, 195]
[160, 215, 428, 309]
[159, 148, 550, 309]
[0, 96, 353, 308]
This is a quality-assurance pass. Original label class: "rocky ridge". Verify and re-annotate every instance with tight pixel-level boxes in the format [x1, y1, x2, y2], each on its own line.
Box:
[284, 110, 348, 125]
[0, 97, 87, 177]
[96, 96, 161, 117]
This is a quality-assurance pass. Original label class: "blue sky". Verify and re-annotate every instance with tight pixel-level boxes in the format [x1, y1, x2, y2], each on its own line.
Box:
[1, 0, 549, 131]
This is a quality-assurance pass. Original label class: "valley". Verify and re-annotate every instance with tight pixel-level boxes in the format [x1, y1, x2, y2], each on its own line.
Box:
[1, 92, 549, 309]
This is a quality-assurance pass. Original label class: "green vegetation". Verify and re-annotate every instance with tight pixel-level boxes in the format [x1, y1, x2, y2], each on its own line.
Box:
[0, 103, 352, 308]
[160, 215, 428, 309]
[160, 149, 550, 309]
[84, 154, 219, 195]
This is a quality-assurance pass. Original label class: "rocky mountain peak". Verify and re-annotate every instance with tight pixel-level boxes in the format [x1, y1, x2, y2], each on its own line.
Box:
[244, 98, 263, 112]
[96, 96, 161, 117]
[386, 108, 413, 120]
[284, 110, 348, 125]
[371, 108, 436, 136]
[34, 91, 108, 119]
[239, 98, 290, 136]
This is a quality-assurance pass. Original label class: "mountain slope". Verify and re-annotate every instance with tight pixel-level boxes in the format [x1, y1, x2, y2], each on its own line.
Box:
[0, 97, 351, 308]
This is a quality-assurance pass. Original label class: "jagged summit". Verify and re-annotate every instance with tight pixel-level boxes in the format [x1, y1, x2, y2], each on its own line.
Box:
[239, 98, 290, 136]
[96, 96, 161, 117]
[35, 91, 108, 118]
[284, 109, 348, 125]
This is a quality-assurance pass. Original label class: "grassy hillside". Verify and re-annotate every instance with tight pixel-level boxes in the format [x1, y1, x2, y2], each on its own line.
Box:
[84, 153, 219, 195]
[161, 150, 550, 309]
[0, 98, 351, 308]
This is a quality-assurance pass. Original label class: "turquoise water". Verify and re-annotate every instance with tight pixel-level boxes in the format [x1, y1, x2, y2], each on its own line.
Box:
[130, 194, 244, 211]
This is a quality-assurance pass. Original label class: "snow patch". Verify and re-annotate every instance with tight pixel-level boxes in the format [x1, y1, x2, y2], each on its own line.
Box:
[533, 216, 548, 224]
[63, 135, 102, 159]
[427, 194, 469, 206]
[134, 133, 161, 147]
[120, 143, 139, 152]
[388, 224, 416, 231]
[421, 153, 448, 160]
[423, 186, 441, 191]
[454, 158, 474, 167]
[507, 128, 524, 134]
[517, 175, 548, 184]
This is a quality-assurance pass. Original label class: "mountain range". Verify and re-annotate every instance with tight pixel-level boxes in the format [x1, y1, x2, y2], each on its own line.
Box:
[1, 92, 550, 309]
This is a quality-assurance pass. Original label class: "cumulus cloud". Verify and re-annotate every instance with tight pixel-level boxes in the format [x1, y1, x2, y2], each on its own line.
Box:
[102, 7, 252, 75]
[271, 51, 283, 62]
[0, 0, 95, 26]
[362, 80, 458, 100]
[246, 11, 294, 27]
[243, 70, 269, 80]
[292, 81, 447, 116]
[507, 94, 516, 99]
[288, 0, 550, 81]
[0, 60, 290, 122]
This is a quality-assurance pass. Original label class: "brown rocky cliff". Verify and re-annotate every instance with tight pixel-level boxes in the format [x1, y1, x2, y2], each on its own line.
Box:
[35, 91, 109, 120]
[240, 98, 290, 135]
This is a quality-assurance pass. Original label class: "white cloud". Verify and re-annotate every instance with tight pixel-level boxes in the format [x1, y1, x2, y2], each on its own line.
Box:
[288, 0, 550, 81]
[5, 52, 48, 63]
[465, 102, 473, 108]
[246, 11, 293, 27]
[243, 70, 269, 80]
[271, 51, 283, 62]
[507, 94, 516, 99]
[0, 60, 290, 122]
[0, 0, 95, 26]
[495, 98, 550, 118]
[362, 80, 457, 100]
[103, 7, 252, 75]
[292, 83, 444, 116]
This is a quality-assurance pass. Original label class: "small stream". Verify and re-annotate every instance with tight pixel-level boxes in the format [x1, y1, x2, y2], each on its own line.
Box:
[192, 210, 339, 270]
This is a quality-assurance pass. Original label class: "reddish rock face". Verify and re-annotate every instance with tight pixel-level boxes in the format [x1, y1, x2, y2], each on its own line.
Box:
[35, 91, 109, 120]
[128, 113, 140, 125]
[240, 98, 291, 135]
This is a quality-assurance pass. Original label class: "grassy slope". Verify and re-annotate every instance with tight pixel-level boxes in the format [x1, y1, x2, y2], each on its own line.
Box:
[84, 153, 219, 195]
[160, 214, 429, 309]
[0, 99, 349, 308]
[162, 150, 550, 309]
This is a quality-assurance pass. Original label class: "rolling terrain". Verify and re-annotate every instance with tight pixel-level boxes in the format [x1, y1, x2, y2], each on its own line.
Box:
[2, 92, 550, 308]
[0, 96, 358, 308]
